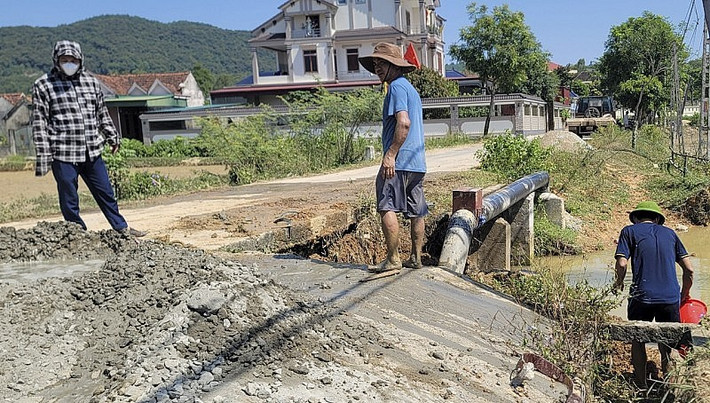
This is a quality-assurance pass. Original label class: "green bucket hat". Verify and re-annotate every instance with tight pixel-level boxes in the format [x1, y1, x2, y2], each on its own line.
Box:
[629, 201, 665, 225]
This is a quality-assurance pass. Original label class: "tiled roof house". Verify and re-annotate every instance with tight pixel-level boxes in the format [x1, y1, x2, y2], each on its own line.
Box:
[92, 71, 205, 141]
[95, 72, 205, 107]
[0, 93, 32, 155]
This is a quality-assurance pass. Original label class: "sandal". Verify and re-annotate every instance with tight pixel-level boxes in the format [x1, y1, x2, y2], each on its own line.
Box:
[402, 258, 422, 269]
[368, 259, 402, 273]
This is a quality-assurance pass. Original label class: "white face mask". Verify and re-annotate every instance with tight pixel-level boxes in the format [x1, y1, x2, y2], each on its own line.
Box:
[60, 62, 79, 76]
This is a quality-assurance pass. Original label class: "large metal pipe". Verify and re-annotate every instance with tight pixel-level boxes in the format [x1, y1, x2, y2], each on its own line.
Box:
[438, 171, 550, 274]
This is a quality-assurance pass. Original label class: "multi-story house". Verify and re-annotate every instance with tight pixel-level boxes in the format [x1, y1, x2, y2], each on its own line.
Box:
[211, 0, 445, 105]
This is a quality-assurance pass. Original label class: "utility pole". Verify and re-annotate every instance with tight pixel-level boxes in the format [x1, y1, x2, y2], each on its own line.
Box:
[702, 23, 710, 157]
[672, 43, 683, 157]
[703, 0, 710, 158]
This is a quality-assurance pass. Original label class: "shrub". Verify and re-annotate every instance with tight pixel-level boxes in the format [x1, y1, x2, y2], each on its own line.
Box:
[533, 209, 580, 255]
[492, 266, 626, 400]
[147, 137, 201, 158]
[684, 112, 700, 127]
[119, 139, 150, 157]
[476, 132, 551, 182]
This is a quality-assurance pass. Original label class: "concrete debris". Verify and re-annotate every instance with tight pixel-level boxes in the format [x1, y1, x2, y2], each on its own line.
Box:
[0, 221, 567, 402]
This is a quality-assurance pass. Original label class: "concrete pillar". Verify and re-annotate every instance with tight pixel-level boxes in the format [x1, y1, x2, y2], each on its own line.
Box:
[505, 193, 534, 267]
[285, 17, 292, 40]
[515, 101, 524, 135]
[364, 145, 375, 161]
[538, 192, 566, 229]
[8, 129, 16, 155]
[419, 0, 426, 34]
[325, 13, 333, 37]
[286, 45, 294, 83]
[452, 188, 482, 215]
[395, 0, 402, 31]
[251, 47, 260, 85]
[468, 218, 510, 274]
[327, 43, 335, 81]
[420, 39, 428, 69]
[450, 104, 459, 133]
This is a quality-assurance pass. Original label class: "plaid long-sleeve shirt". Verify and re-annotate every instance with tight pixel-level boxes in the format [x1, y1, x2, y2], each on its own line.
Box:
[32, 69, 119, 176]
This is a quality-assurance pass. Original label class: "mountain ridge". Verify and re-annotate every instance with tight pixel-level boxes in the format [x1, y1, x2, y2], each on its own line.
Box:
[0, 15, 273, 94]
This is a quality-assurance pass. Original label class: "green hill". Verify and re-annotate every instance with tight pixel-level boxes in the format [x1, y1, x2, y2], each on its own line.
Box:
[0, 15, 274, 94]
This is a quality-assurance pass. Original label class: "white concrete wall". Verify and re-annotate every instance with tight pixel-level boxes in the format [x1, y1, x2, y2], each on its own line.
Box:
[182, 73, 206, 107]
[291, 44, 333, 82]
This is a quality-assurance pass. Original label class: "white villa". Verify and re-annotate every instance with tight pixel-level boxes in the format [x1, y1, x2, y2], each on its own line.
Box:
[211, 0, 445, 105]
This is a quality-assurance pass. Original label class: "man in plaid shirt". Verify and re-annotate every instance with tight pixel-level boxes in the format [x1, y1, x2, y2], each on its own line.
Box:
[32, 40, 145, 237]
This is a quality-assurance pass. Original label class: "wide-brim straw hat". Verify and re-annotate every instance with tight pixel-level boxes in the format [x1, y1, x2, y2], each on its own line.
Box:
[358, 42, 416, 74]
[628, 200, 665, 225]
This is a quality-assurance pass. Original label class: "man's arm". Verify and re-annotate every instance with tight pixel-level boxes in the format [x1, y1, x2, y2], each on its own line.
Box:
[31, 83, 52, 177]
[95, 84, 120, 153]
[679, 256, 694, 302]
[614, 256, 627, 292]
[381, 110, 410, 179]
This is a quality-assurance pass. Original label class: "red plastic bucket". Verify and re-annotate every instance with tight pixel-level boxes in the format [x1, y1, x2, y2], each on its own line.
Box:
[680, 299, 707, 324]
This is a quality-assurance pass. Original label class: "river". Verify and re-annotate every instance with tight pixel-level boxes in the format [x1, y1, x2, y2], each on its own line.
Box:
[536, 226, 710, 318]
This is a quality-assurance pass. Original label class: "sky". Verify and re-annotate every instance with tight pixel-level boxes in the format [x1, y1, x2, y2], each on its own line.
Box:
[0, 0, 704, 65]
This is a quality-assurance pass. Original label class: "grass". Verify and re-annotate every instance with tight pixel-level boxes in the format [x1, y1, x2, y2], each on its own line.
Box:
[424, 131, 479, 149]
[0, 155, 31, 172]
[0, 171, 231, 223]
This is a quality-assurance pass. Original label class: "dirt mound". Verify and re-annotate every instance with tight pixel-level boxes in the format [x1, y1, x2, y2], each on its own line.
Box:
[538, 130, 591, 153]
[0, 222, 397, 402]
[682, 188, 710, 225]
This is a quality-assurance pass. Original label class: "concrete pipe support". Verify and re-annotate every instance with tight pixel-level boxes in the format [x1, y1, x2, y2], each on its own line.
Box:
[438, 171, 550, 274]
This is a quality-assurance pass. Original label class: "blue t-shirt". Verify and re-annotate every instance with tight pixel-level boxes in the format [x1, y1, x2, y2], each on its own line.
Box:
[382, 76, 426, 173]
[614, 222, 690, 304]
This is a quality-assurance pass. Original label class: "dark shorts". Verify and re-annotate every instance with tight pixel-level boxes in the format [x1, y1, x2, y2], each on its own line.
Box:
[376, 170, 428, 218]
[627, 299, 680, 323]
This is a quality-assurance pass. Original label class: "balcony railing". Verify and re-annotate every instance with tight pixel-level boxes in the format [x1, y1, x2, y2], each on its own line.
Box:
[258, 75, 291, 85]
[335, 70, 377, 82]
[405, 24, 443, 38]
[291, 28, 322, 39]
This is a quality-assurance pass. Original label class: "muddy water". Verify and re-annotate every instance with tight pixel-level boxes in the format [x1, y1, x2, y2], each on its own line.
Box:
[536, 226, 710, 318]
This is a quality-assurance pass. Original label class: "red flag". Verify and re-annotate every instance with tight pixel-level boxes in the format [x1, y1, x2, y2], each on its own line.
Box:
[404, 43, 421, 69]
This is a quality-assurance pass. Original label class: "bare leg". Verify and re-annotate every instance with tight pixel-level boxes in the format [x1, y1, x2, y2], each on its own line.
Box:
[407, 217, 424, 268]
[380, 211, 401, 267]
[631, 341, 647, 388]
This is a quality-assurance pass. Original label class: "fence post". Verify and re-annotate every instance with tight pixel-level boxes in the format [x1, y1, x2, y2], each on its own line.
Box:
[8, 129, 16, 155]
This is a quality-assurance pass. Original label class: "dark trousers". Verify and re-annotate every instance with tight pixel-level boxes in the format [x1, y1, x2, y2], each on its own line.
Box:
[51, 156, 127, 231]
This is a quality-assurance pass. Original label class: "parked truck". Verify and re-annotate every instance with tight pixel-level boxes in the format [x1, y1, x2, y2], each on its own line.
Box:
[566, 95, 618, 136]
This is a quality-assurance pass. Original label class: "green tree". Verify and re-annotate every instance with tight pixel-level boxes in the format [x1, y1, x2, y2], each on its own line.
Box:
[450, 3, 549, 136]
[214, 73, 238, 91]
[516, 52, 559, 129]
[191, 63, 214, 104]
[598, 12, 687, 133]
[406, 67, 459, 119]
[685, 58, 702, 103]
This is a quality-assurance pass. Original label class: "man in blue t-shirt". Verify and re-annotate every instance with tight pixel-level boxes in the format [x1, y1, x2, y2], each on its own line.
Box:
[614, 201, 694, 388]
[359, 42, 427, 273]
